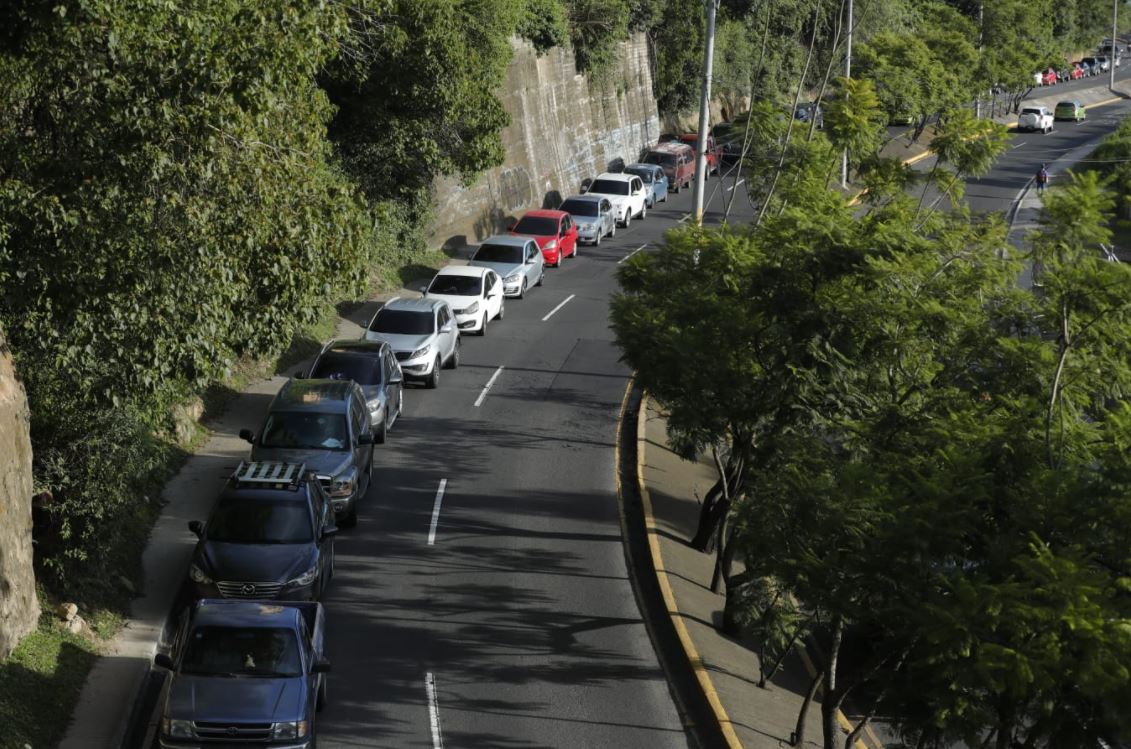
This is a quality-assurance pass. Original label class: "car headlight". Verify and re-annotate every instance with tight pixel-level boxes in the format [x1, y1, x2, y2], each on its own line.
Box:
[504, 273, 520, 284]
[409, 344, 431, 359]
[544, 240, 557, 250]
[272, 720, 310, 740]
[286, 564, 319, 588]
[189, 563, 212, 585]
[162, 718, 193, 738]
[457, 301, 479, 315]
[329, 468, 358, 498]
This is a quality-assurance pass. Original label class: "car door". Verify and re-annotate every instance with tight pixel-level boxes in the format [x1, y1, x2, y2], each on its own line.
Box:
[483, 271, 502, 318]
[349, 394, 369, 478]
[600, 199, 613, 233]
[382, 349, 402, 422]
[438, 305, 457, 359]
[559, 215, 577, 258]
[523, 241, 539, 285]
[631, 178, 645, 213]
[309, 482, 333, 589]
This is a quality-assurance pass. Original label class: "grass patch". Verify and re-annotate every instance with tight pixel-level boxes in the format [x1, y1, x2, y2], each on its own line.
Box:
[0, 615, 100, 749]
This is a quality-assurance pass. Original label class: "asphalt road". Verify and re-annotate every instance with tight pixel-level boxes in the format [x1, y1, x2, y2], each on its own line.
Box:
[315, 174, 756, 749]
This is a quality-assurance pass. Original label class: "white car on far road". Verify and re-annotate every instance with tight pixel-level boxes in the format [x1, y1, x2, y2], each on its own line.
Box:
[1017, 106, 1054, 133]
[422, 265, 505, 336]
[583, 172, 649, 227]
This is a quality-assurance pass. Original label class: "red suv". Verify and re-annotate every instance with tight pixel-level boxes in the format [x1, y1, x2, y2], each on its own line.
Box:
[508, 209, 578, 267]
[642, 142, 696, 193]
[678, 133, 721, 175]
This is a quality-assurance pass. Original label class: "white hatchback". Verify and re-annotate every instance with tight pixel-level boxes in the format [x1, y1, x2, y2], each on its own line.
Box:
[422, 266, 505, 335]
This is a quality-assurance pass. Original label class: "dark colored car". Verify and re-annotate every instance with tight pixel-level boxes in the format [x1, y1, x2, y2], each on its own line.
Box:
[240, 379, 374, 526]
[794, 102, 824, 129]
[187, 461, 338, 601]
[303, 339, 403, 444]
[154, 599, 329, 748]
[642, 141, 696, 192]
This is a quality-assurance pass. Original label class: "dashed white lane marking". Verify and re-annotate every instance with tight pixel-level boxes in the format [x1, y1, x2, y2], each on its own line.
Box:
[1011, 142, 1027, 150]
[427, 479, 447, 546]
[541, 294, 576, 321]
[426, 672, 444, 749]
[726, 178, 746, 192]
[618, 244, 648, 264]
[678, 213, 692, 223]
[474, 366, 504, 408]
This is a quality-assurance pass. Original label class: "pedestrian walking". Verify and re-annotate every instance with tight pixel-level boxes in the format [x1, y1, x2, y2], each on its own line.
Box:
[1036, 164, 1050, 195]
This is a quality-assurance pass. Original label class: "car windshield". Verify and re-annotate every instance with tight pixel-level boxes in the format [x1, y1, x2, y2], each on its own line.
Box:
[560, 199, 598, 217]
[370, 309, 434, 335]
[512, 216, 559, 235]
[259, 411, 349, 451]
[207, 498, 314, 544]
[310, 352, 382, 386]
[428, 274, 481, 296]
[588, 179, 630, 195]
[625, 168, 653, 183]
[181, 626, 303, 678]
[474, 244, 523, 264]
[643, 152, 677, 167]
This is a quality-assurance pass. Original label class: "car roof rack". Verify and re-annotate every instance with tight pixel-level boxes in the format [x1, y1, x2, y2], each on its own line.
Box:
[232, 461, 306, 489]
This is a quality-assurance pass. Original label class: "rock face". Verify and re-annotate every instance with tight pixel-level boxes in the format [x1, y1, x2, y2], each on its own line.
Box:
[0, 330, 39, 658]
[430, 34, 662, 248]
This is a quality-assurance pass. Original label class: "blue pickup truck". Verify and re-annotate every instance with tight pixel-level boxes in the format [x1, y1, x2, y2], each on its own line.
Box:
[154, 599, 329, 748]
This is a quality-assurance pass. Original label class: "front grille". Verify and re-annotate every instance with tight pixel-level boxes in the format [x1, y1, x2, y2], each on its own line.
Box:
[194, 721, 272, 741]
[394, 351, 413, 361]
[215, 581, 283, 599]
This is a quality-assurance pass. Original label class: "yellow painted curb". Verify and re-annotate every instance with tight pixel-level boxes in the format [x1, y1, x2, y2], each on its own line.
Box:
[635, 393, 746, 749]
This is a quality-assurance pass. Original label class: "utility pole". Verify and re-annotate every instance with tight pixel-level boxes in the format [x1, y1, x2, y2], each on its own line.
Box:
[1112, 0, 1119, 92]
[692, 0, 719, 225]
[840, 0, 853, 188]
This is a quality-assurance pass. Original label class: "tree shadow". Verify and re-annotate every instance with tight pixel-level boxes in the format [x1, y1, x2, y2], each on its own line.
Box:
[1, 633, 99, 748]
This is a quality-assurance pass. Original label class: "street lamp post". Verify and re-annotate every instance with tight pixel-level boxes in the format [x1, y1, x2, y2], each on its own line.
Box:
[692, 0, 719, 225]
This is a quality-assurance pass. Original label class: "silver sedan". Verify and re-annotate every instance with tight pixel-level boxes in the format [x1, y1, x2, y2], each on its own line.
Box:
[559, 195, 616, 246]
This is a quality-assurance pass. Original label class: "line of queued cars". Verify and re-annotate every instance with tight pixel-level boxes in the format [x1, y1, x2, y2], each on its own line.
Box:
[150, 131, 728, 746]
[1034, 39, 1122, 87]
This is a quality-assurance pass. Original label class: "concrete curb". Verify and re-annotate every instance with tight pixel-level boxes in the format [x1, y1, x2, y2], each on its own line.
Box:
[634, 392, 745, 749]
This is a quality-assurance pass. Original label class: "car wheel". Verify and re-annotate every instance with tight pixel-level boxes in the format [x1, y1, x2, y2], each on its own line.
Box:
[519, 278, 527, 299]
[572, 243, 578, 258]
[497, 301, 505, 320]
[640, 203, 647, 220]
[536, 268, 544, 287]
[427, 356, 441, 388]
[623, 212, 631, 228]
[609, 222, 616, 238]
[375, 418, 387, 445]
[341, 502, 358, 528]
[594, 231, 601, 246]
[478, 311, 488, 336]
[446, 338, 460, 369]
[674, 180, 681, 193]
[317, 676, 327, 712]
[663, 191, 669, 203]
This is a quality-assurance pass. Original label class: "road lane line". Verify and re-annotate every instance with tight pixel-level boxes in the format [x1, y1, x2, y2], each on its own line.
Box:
[1011, 142, 1026, 150]
[474, 366, 504, 407]
[425, 672, 444, 749]
[618, 244, 648, 264]
[541, 294, 576, 321]
[725, 178, 745, 192]
[678, 213, 692, 223]
[427, 479, 447, 546]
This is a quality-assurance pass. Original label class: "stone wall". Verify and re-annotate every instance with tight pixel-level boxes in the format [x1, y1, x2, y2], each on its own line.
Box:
[429, 34, 662, 249]
[0, 329, 38, 658]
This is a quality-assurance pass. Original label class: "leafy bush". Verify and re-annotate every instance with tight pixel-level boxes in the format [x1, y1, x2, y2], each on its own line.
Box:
[519, 0, 571, 53]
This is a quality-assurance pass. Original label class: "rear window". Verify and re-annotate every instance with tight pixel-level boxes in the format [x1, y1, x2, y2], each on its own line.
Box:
[512, 216, 559, 235]
[588, 179, 630, 196]
[560, 199, 598, 217]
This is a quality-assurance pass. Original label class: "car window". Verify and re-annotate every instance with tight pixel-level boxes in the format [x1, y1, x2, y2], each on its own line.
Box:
[182, 627, 303, 678]
[644, 151, 678, 167]
[473, 244, 523, 264]
[527, 243, 538, 261]
[512, 215, 559, 235]
[370, 309, 434, 335]
[560, 199, 597, 216]
[428, 274, 480, 296]
[561, 216, 571, 233]
[310, 352, 382, 386]
[207, 499, 314, 543]
[260, 412, 349, 451]
[601, 199, 611, 213]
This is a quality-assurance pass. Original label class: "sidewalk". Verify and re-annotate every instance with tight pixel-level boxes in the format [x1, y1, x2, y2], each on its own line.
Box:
[636, 395, 885, 749]
[57, 277, 436, 749]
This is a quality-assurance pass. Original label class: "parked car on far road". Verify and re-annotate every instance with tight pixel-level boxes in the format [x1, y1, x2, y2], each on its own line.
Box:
[508, 208, 578, 267]
[303, 339, 403, 443]
[468, 235, 545, 299]
[187, 461, 337, 602]
[794, 102, 824, 129]
[1081, 57, 1102, 75]
[239, 379, 375, 526]
[1017, 105, 1055, 133]
[364, 296, 461, 390]
[1094, 56, 1112, 72]
[422, 265, 505, 336]
[624, 163, 669, 207]
[1054, 100, 1086, 122]
[678, 133, 721, 175]
[642, 142, 696, 192]
[559, 194, 616, 246]
[583, 172, 649, 226]
[1067, 64, 1086, 80]
[1040, 68, 1058, 86]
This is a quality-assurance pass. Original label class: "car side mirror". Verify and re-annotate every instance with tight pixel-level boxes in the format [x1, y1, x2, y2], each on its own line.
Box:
[389, 373, 403, 385]
[440, 323, 453, 333]
[154, 653, 175, 670]
[357, 432, 374, 446]
[188, 520, 203, 538]
[239, 428, 255, 444]
[321, 527, 339, 540]
[313, 657, 332, 674]
[419, 286, 428, 296]
[507, 222, 516, 231]
[293, 371, 304, 379]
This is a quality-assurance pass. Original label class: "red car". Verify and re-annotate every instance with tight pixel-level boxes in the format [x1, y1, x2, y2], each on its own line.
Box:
[508, 209, 578, 267]
[1068, 63, 1085, 80]
[1041, 68, 1058, 86]
[678, 133, 721, 175]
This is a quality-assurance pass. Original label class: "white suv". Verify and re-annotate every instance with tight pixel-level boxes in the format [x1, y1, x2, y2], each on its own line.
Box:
[584, 172, 649, 227]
